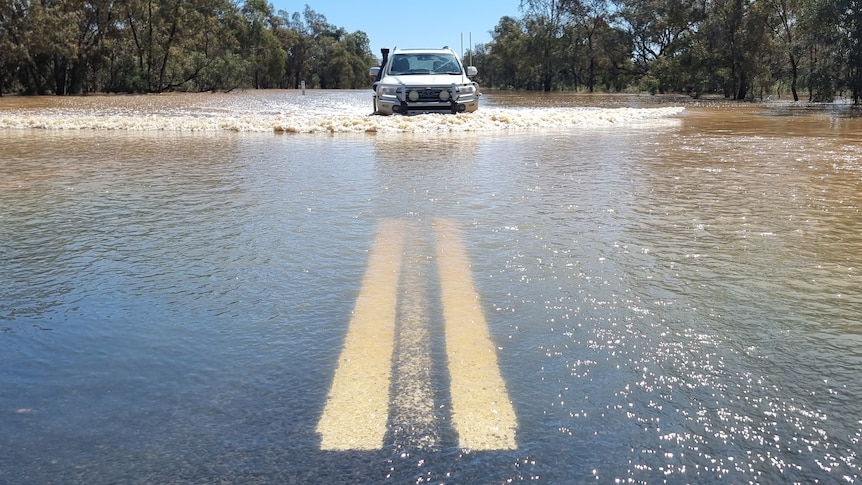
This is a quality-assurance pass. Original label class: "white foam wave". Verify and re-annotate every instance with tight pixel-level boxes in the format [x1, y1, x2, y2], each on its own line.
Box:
[1, 100, 684, 134]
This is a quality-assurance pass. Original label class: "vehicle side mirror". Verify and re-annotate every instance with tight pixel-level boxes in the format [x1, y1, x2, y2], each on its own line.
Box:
[466, 66, 478, 77]
[369, 67, 380, 77]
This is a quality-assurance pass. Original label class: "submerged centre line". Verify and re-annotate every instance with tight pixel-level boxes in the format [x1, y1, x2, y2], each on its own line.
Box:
[316, 219, 405, 451]
[433, 218, 518, 450]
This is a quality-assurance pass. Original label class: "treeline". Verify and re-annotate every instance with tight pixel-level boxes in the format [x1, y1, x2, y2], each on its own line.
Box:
[468, 0, 862, 102]
[3, 0, 861, 102]
[0, 0, 374, 95]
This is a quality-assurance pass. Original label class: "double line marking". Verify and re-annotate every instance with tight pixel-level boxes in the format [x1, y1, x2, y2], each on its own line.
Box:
[316, 218, 517, 451]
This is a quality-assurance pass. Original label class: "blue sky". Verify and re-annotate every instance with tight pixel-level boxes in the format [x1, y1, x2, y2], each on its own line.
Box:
[269, 0, 523, 57]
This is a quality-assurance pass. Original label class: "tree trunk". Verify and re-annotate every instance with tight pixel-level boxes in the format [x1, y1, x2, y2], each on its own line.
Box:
[53, 53, 67, 95]
[587, 34, 595, 93]
[736, 70, 748, 100]
[789, 55, 799, 102]
[542, 63, 552, 92]
[68, 60, 85, 95]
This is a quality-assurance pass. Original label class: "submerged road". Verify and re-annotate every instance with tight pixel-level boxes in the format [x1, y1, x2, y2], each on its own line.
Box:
[316, 219, 517, 451]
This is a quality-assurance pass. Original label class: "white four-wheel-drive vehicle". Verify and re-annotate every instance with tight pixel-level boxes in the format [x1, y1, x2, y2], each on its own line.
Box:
[369, 47, 480, 115]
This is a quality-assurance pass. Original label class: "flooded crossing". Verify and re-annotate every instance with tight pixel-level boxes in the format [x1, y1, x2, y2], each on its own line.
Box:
[3, 92, 862, 483]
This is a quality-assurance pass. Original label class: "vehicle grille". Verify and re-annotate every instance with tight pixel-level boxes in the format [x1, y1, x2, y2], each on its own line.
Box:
[406, 87, 446, 102]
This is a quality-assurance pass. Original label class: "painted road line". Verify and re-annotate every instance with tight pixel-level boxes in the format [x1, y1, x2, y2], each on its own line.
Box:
[391, 227, 440, 450]
[433, 218, 518, 450]
[316, 219, 405, 451]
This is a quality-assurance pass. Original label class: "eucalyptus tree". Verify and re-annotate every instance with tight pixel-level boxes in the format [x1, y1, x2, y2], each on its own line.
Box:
[809, 0, 862, 102]
[0, 0, 23, 94]
[482, 6, 632, 91]
[800, 0, 844, 101]
[593, 17, 636, 91]
[839, 0, 862, 102]
[239, 0, 286, 89]
[464, 43, 491, 86]
[520, 0, 579, 91]
[30, 0, 83, 95]
[276, 6, 373, 89]
[118, 0, 175, 91]
[571, 0, 614, 92]
[614, 0, 704, 84]
[484, 16, 531, 89]
[303, 4, 341, 88]
[278, 10, 311, 88]
[278, 6, 336, 88]
[1, 0, 132, 94]
[762, 0, 804, 100]
[0, 0, 57, 94]
[339, 30, 375, 89]
[699, 0, 771, 99]
[113, 0, 240, 93]
[305, 16, 371, 88]
[69, 0, 124, 94]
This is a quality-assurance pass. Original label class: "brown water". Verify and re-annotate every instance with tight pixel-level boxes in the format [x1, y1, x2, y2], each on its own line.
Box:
[1, 91, 860, 483]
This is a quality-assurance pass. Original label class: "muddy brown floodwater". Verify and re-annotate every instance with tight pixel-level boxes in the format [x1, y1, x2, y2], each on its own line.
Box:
[1, 91, 860, 483]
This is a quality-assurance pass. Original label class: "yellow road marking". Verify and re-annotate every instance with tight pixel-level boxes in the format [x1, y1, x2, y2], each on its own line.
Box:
[433, 218, 518, 450]
[316, 219, 405, 450]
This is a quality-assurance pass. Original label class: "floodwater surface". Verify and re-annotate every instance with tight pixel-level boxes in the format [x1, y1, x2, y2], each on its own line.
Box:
[1, 91, 861, 483]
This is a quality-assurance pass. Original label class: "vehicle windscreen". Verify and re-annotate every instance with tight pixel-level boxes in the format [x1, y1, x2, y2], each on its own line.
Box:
[387, 53, 462, 75]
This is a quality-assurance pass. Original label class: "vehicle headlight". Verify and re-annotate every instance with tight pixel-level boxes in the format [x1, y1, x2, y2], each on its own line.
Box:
[457, 84, 475, 96]
[378, 85, 401, 97]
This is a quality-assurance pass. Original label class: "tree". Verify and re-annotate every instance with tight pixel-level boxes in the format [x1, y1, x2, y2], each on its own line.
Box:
[615, 0, 704, 81]
[839, 0, 862, 102]
[802, 0, 843, 101]
[572, 0, 613, 92]
[701, 0, 770, 99]
[763, 0, 804, 100]
[485, 16, 531, 89]
[594, 17, 635, 91]
[239, 0, 286, 88]
[275, 6, 372, 89]
[0, 0, 55, 94]
[0, 0, 21, 94]
[520, 0, 576, 91]
[340, 30, 375, 88]
[4, 0, 860, 97]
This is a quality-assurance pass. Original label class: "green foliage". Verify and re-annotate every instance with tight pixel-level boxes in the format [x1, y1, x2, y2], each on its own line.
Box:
[2, 0, 860, 100]
[839, 0, 862, 102]
[809, 67, 835, 102]
[474, 0, 862, 101]
[0, 1, 374, 95]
